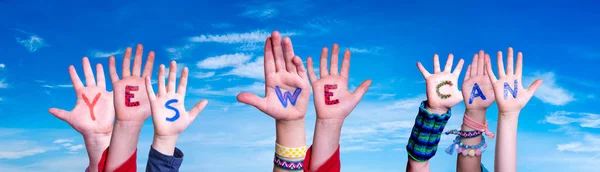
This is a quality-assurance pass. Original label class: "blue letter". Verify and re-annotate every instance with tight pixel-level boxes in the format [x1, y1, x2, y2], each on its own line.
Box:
[503, 80, 518, 100]
[275, 86, 302, 107]
[469, 83, 487, 104]
[165, 99, 180, 122]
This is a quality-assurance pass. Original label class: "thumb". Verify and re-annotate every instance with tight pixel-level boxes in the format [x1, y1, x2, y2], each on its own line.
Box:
[49, 108, 69, 122]
[352, 79, 372, 101]
[189, 99, 208, 121]
[237, 92, 267, 111]
[526, 79, 543, 99]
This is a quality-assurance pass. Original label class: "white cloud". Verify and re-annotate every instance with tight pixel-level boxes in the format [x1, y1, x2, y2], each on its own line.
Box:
[196, 53, 251, 69]
[89, 49, 124, 58]
[223, 56, 264, 80]
[545, 111, 600, 128]
[66, 144, 84, 151]
[304, 17, 341, 33]
[191, 82, 264, 97]
[166, 44, 195, 60]
[193, 72, 216, 79]
[42, 84, 73, 89]
[189, 30, 297, 44]
[52, 139, 73, 144]
[524, 72, 574, 106]
[0, 147, 51, 159]
[13, 29, 47, 52]
[385, 94, 426, 110]
[243, 8, 278, 19]
[557, 134, 600, 152]
[347, 47, 383, 54]
[0, 63, 5, 69]
[0, 79, 7, 88]
[375, 93, 396, 100]
[237, 43, 262, 51]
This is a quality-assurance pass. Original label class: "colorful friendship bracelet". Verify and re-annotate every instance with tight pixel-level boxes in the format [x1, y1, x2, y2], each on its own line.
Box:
[275, 143, 307, 159]
[274, 154, 304, 171]
[445, 135, 487, 157]
[463, 114, 495, 139]
[444, 129, 482, 138]
[406, 101, 452, 162]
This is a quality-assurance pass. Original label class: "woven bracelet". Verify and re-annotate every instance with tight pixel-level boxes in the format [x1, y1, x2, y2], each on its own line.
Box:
[444, 129, 482, 138]
[274, 154, 304, 171]
[406, 101, 452, 162]
[275, 143, 307, 159]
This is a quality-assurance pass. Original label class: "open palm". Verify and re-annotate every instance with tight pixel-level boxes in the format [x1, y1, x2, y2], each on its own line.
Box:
[237, 31, 310, 121]
[417, 54, 465, 110]
[145, 62, 208, 136]
[462, 50, 496, 110]
[486, 47, 543, 113]
[49, 57, 114, 135]
[109, 44, 155, 122]
[307, 44, 371, 120]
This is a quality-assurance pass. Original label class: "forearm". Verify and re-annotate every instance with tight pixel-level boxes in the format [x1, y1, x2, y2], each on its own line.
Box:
[309, 118, 343, 171]
[83, 133, 112, 172]
[494, 112, 519, 172]
[407, 159, 430, 172]
[406, 102, 451, 172]
[152, 135, 178, 156]
[105, 121, 143, 171]
[457, 109, 486, 172]
[274, 119, 306, 172]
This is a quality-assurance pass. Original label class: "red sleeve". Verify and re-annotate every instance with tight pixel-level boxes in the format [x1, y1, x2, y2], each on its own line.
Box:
[97, 147, 138, 172]
[303, 145, 341, 172]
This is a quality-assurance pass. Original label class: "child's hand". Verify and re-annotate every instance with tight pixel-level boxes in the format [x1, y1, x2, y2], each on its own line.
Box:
[486, 47, 543, 114]
[307, 44, 371, 120]
[49, 57, 114, 136]
[417, 54, 465, 113]
[462, 51, 496, 111]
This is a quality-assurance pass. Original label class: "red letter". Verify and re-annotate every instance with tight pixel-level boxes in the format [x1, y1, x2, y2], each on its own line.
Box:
[82, 92, 101, 120]
[324, 84, 340, 105]
[125, 85, 140, 107]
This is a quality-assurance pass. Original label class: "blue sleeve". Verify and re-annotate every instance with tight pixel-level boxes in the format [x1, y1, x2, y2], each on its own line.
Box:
[145, 146, 184, 172]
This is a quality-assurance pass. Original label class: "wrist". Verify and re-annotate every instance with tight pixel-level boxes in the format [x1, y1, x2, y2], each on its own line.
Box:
[276, 119, 306, 147]
[426, 101, 449, 114]
[464, 109, 487, 122]
[315, 118, 344, 128]
[499, 111, 520, 124]
[114, 120, 144, 132]
[152, 135, 178, 156]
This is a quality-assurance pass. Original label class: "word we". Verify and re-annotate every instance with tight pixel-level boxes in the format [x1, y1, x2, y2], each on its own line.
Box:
[125, 85, 140, 107]
[324, 84, 340, 105]
[275, 86, 301, 108]
[503, 80, 518, 100]
[468, 83, 487, 104]
[436, 80, 453, 99]
[165, 99, 180, 122]
[82, 92, 101, 120]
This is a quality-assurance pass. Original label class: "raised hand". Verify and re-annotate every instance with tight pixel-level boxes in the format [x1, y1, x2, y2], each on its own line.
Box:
[462, 51, 496, 111]
[417, 54, 465, 112]
[144, 61, 208, 154]
[307, 44, 371, 120]
[48, 57, 114, 172]
[485, 47, 543, 113]
[236, 31, 310, 121]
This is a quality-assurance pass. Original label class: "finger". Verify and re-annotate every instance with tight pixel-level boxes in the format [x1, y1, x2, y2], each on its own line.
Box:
[330, 44, 340, 75]
[484, 54, 491, 76]
[340, 50, 351, 78]
[506, 47, 514, 76]
[515, 52, 523, 77]
[292, 56, 307, 79]
[264, 37, 276, 75]
[122, 47, 132, 77]
[145, 76, 156, 101]
[236, 92, 267, 111]
[443, 54, 453, 72]
[464, 65, 472, 81]
[96, 64, 106, 89]
[49, 108, 69, 122]
[319, 47, 330, 77]
[82, 57, 96, 87]
[307, 57, 318, 83]
[158, 64, 167, 96]
[497, 51, 506, 78]
[167, 61, 177, 93]
[189, 99, 209, 121]
[471, 54, 479, 75]
[177, 67, 189, 95]
[477, 50, 485, 74]
[452, 58, 464, 76]
[527, 79, 543, 99]
[486, 60, 498, 83]
[69, 65, 84, 91]
[416, 62, 431, 78]
[283, 37, 297, 73]
[271, 31, 286, 72]
[142, 51, 155, 78]
[433, 54, 441, 73]
[109, 56, 119, 83]
[132, 44, 144, 77]
[352, 79, 372, 101]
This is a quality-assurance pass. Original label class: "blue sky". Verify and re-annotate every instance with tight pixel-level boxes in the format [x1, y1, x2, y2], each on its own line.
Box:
[0, 0, 599, 171]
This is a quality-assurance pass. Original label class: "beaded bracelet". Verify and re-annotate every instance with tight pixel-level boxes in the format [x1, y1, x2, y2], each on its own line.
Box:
[406, 101, 452, 162]
[445, 135, 487, 157]
[444, 129, 482, 138]
[274, 154, 304, 171]
[275, 143, 307, 159]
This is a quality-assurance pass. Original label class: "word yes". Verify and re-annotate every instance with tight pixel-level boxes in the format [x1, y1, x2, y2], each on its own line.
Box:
[125, 85, 140, 107]
[165, 99, 180, 122]
[275, 86, 302, 108]
[468, 83, 487, 104]
[324, 84, 340, 105]
[436, 80, 453, 99]
[82, 92, 101, 120]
